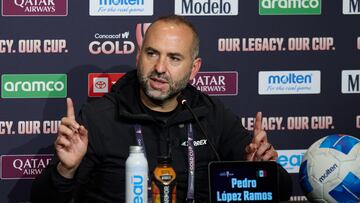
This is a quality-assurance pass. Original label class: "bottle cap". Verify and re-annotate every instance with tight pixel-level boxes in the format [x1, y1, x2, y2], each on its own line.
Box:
[129, 145, 144, 153]
[157, 156, 172, 164]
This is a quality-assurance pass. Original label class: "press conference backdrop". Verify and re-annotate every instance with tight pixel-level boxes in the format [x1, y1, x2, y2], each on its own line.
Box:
[0, 0, 359, 202]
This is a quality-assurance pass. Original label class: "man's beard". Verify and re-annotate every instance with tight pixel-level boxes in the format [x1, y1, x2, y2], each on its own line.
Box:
[137, 69, 191, 102]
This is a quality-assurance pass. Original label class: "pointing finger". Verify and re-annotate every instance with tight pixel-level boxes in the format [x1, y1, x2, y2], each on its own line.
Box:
[66, 98, 76, 120]
[254, 111, 263, 136]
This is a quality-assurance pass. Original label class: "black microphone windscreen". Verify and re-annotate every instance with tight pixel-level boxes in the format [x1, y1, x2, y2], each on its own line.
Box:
[177, 95, 187, 105]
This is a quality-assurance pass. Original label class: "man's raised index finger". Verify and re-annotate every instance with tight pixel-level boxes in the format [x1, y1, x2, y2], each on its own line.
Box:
[66, 97, 76, 119]
[254, 111, 263, 134]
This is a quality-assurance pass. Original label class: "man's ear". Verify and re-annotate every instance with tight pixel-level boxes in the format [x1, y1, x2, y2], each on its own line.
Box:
[135, 49, 140, 67]
[190, 57, 202, 80]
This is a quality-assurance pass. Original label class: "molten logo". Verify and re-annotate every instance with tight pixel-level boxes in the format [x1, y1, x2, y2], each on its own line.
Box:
[268, 73, 312, 84]
[318, 163, 338, 183]
[89, 0, 153, 16]
[99, 0, 144, 5]
[258, 70, 321, 95]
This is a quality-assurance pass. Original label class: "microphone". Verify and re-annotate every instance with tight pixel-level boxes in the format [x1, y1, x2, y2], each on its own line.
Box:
[177, 95, 221, 161]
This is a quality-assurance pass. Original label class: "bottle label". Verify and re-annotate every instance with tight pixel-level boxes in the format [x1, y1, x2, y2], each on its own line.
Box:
[126, 169, 148, 202]
[152, 177, 176, 203]
[132, 175, 145, 202]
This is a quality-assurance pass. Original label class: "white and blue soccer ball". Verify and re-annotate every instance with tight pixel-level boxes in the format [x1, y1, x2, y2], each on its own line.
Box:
[299, 134, 360, 203]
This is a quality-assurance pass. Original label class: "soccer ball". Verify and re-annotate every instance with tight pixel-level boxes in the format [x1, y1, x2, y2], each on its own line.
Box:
[299, 134, 360, 203]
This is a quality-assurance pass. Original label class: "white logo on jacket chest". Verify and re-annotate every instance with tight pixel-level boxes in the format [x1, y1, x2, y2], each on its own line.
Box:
[181, 139, 208, 147]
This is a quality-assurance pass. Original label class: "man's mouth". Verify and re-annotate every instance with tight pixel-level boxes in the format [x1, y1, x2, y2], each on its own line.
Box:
[149, 77, 168, 90]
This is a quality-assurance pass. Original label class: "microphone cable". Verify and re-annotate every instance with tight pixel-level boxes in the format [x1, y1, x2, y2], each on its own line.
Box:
[177, 95, 221, 161]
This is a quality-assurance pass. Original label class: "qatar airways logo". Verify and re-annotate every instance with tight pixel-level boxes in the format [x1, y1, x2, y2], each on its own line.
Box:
[89, 32, 135, 55]
[190, 71, 238, 96]
[258, 70, 321, 95]
[0, 154, 53, 179]
[88, 73, 124, 97]
[175, 0, 238, 16]
[2, 0, 68, 16]
[89, 0, 153, 16]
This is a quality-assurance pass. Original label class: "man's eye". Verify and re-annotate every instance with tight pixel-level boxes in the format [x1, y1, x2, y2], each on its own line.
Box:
[147, 51, 156, 56]
[170, 56, 180, 61]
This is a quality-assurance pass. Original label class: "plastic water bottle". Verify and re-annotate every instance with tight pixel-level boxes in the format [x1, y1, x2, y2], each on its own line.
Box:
[151, 156, 177, 203]
[126, 146, 148, 203]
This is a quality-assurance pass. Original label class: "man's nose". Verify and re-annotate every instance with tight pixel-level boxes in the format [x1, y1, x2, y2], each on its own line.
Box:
[154, 56, 167, 73]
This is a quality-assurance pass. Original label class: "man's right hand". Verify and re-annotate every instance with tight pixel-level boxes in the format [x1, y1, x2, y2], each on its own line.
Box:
[55, 98, 88, 179]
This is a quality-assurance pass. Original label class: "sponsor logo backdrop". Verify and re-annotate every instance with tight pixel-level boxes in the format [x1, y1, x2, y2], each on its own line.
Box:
[0, 1, 359, 202]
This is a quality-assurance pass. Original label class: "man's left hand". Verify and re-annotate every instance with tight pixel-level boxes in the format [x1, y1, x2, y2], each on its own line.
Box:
[245, 112, 278, 161]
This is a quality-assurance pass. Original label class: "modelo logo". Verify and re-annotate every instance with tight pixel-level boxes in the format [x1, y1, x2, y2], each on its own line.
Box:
[175, 0, 238, 16]
[342, 70, 360, 93]
[259, 0, 321, 15]
[132, 175, 144, 202]
[343, 0, 360, 14]
[268, 73, 312, 84]
[277, 150, 306, 173]
[258, 70, 321, 95]
[1, 74, 67, 98]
